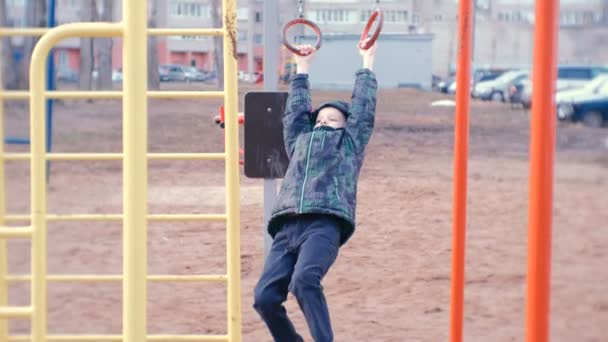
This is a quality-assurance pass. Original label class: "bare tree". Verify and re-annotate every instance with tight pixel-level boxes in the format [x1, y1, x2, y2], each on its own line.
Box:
[0, 0, 18, 89]
[79, 0, 97, 90]
[211, 0, 224, 89]
[19, 0, 47, 89]
[95, 0, 114, 90]
[148, 0, 160, 90]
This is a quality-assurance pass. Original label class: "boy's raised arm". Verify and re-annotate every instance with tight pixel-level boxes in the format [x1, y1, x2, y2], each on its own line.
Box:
[283, 45, 316, 157]
[346, 41, 378, 151]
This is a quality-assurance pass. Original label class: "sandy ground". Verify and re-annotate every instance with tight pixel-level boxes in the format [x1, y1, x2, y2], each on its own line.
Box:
[3, 81, 608, 341]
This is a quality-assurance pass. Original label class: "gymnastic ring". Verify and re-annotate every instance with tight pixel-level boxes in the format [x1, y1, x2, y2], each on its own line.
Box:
[359, 9, 384, 50]
[282, 18, 323, 56]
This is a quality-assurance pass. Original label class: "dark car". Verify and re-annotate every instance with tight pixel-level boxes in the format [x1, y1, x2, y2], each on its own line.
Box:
[558, 95, 608, 127]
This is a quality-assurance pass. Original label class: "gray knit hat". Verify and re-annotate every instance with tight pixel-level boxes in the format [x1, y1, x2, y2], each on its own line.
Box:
[311, 100, 350, 123]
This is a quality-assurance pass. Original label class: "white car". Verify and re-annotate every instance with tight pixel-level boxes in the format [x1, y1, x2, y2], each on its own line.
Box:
[556, 78, 608, 120]
[473, 70, 530, 102]
[522, 65, 608, 108]
[555, 74, 608, 104]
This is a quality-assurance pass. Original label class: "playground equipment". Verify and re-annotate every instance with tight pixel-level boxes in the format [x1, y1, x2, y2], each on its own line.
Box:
[0, 0, 242, 341]
[0, 0, 560, 340]
[281, 0, 384, 56]
[358, 0, 384, 50]
[281, 0, 323, 56]
[3, 0, 56, 159]
[449, 1, 558, 342]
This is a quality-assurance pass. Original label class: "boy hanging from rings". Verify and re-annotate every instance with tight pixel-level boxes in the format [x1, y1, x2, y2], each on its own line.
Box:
[252, 34, 378, 342]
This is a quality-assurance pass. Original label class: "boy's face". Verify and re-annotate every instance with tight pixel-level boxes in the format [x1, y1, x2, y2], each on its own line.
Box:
[314, 107, 346, 129]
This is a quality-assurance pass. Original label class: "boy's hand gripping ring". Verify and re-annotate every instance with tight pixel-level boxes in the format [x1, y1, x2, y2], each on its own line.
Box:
[282, 18, 323, 56]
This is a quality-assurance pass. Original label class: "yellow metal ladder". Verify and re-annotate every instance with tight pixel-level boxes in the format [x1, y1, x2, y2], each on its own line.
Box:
[0, 0, 241, 341]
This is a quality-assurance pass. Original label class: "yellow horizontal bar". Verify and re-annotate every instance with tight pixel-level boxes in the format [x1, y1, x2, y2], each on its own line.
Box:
[149, 214, 227, 221]
[148, 91, 225, 99]
[0, 91, 225, 100]
[0, 306, 32, 318]
[0, 227, 32, 238]
[148, 153, 226, 161]
[6, 274, 227, 283]
[1, 153, 226, 161]
[4, 214, 227, 222]
[0, 27, 225, 38]
[148, 28, 225, 36]
[8, 335, 229, 341]
[0, 91, 121, 100]
[0, 28, 50, 36]
[148, 275, 227, 282]
[47, 153, 123, 161]
[0, 91, 28, 99]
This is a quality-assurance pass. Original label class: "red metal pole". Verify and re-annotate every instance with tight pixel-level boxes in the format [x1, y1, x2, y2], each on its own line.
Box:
[525, 0, 558, 341]
[449, 1, 473, 341]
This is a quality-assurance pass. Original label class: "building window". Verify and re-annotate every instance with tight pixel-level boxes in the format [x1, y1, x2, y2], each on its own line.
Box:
[255, 12, 262, 22]
[238, 31, 247, 41]
[254, 34, 263, 44]
[237, 8, 248, 20]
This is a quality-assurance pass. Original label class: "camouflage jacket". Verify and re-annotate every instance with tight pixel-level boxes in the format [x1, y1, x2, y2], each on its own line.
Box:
[267, 69, 377, 246]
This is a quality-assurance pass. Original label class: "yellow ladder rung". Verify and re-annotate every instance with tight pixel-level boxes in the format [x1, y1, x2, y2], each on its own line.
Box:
[0, 227, 33, 238]
[6, 274, 228, 283]
[7, 334, 229, 341]
[4, 213, 227, 222]
[0, 90, 225, 100]
[0, 306, 33, 318]
[1, 152, 227, 161]
[148, 28, 225, 36]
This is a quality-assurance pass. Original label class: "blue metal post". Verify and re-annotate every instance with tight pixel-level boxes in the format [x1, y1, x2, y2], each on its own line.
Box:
[46, 0, 56, 181]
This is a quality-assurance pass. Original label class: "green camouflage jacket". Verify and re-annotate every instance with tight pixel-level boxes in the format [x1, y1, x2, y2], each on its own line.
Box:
[267, 69, 377, 245]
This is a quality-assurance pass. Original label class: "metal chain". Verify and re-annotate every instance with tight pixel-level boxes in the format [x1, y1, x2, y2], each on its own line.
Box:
[298, 0, 304, 18]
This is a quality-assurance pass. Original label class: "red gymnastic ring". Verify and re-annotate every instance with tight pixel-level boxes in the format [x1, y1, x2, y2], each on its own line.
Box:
[282, 18, 322, 56]
[359, 9, 384, 50]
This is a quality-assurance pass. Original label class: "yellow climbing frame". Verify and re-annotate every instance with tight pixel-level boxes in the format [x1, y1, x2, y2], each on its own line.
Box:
[0, 0, 242, 341]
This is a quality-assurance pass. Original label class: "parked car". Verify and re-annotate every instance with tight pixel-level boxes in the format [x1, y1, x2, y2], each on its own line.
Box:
[112, 69, 123, 83]
[159, 64, 187, 82]
[184, 67, 205, 82]
[56, 68, 78, 83]
[441, 70, 507, 95]
[437, 73, 455, 93]
[556, 74, 608, 105]
[557, 79, 608, 122]
[521, 65, 608, 109]
[472, 70, 530, 101]
[557, 94, 608, 127]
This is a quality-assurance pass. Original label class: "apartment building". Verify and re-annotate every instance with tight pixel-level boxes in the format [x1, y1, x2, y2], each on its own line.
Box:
[4, 0, 607, 79]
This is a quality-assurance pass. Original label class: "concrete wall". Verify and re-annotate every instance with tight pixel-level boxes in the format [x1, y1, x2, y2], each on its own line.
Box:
[298, 33, 433, 90]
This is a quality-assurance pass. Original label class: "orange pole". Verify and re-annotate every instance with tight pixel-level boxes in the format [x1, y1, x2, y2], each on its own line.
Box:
[449, 1, 473, 341]
[525, 0, 558, 341]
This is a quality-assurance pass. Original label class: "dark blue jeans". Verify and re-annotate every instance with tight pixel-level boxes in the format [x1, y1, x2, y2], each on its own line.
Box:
[253, 214, 341, 342]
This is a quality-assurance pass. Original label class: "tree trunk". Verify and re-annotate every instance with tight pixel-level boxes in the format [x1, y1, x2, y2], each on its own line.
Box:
[96, 0, 113, 90]
[0, 0, 18, 89]
[211, 0, 224, 89]
[147, 0, 160, 90]
[79, 0, 97, 91]
[19, 0, 47, 89]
